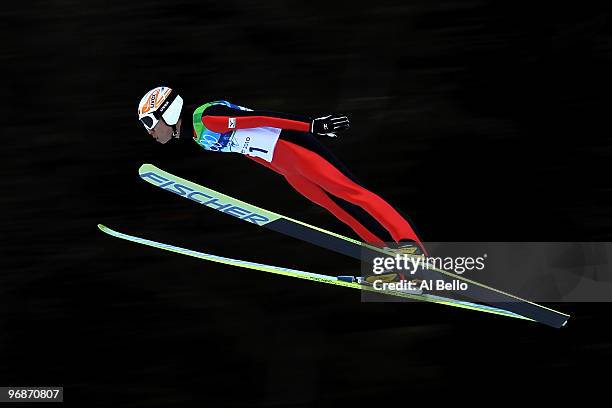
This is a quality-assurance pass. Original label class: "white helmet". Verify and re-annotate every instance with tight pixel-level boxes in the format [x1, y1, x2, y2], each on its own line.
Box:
[137, 86, 183, 134]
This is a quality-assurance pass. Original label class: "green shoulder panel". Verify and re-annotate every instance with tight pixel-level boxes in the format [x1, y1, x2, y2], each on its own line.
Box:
[192, 101, 223, 143]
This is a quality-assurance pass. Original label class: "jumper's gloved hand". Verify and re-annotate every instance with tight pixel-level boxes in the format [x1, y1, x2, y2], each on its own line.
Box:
[310, 115, 350, 137]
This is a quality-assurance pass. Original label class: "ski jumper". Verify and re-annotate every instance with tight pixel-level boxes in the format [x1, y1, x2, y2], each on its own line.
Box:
[190, 101, 422, 247]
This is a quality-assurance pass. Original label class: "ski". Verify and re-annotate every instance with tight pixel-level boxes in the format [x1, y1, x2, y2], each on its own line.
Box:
[138, 163, 570, 328]
[98, 224, 531, 322]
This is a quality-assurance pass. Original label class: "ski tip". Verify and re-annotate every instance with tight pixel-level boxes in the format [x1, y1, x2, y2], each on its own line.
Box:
[138, 163, 153, 173]
[97, 224, 107, 232]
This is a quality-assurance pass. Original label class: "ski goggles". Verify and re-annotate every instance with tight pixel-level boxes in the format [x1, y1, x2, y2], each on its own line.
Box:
[139, 112, 160, 130]
[139, 91, 180, 130]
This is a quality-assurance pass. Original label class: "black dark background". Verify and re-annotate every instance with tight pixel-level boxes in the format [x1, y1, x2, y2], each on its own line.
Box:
[2, 0, 612, 406]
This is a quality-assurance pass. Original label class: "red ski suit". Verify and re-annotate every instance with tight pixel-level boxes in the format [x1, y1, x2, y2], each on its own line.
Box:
[200, 105, 423, 247]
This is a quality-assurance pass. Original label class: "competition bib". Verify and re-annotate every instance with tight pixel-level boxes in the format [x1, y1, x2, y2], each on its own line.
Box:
[231, 127, 281, 162]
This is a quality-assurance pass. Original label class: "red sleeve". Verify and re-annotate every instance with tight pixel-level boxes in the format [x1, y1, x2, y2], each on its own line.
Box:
[202, 115, 310, 133]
